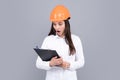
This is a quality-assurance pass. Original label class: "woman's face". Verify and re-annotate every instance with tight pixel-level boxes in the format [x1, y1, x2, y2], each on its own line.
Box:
[53, 20, 65, 38]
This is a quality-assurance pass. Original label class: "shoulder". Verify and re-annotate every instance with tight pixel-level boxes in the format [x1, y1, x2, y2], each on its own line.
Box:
[71, 34, 82, 45]
[43, 35, 55, 41]
[71, 34, 81, 41]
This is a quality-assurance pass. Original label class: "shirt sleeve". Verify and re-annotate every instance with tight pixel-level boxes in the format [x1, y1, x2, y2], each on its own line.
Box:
[36, 37, 52, 70]
[68, 36, 85, 71]
[36, 56, 52, 70]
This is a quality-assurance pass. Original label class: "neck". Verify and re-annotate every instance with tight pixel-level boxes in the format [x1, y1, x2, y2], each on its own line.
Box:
[57, 34, 65, 38]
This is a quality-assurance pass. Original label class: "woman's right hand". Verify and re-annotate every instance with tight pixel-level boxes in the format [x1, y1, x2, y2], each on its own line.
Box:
[49, 56, 63, 67]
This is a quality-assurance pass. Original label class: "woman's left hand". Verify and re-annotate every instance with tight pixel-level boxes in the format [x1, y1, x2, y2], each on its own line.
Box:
[59, 61, 70, 69]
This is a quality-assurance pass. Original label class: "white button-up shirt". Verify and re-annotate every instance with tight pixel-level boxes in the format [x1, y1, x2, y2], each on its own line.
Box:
[36, 34, 85, 80]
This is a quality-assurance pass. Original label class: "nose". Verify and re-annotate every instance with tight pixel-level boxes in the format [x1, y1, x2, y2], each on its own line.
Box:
[55, 24, 60, 29]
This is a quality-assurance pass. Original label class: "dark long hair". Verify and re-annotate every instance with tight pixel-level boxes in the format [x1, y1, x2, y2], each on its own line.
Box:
[48, 19, 76, 55]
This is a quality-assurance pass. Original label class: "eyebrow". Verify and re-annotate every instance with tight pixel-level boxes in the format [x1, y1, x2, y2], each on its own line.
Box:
[53, 21, 63, 24]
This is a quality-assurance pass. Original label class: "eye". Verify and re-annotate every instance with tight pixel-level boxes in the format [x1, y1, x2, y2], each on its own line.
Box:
[53, 23, 56, 26]
[58, 22, 63, 26]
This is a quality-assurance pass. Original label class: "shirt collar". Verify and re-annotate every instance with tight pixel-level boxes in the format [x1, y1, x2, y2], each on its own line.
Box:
[55, 34, 65, 39]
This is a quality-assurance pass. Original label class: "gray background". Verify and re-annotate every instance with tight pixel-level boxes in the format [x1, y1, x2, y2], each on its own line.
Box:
[0, 0, 120, 80]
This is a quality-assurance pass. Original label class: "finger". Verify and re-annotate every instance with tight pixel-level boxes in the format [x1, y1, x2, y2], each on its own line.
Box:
[59, 59, 63, 63]
[59, 56, 62, 58]
[53, 56, 57, 59]
[56, 61, 61, 65]
[56, 59, 62, 62]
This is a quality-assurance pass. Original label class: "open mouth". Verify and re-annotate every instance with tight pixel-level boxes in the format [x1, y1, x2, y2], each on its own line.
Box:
[56, 30, 60, 33]
[56, 31, 60, 32]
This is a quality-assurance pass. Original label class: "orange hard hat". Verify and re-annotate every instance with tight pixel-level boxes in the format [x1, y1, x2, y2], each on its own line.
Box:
[50, 5, 70, 22]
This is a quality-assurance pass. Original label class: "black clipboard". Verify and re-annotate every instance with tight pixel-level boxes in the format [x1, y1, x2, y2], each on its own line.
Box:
[34, 48, 60, 61]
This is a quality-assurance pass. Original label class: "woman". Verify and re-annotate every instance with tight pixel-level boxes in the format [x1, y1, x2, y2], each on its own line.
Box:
[36, 5, 85, 80]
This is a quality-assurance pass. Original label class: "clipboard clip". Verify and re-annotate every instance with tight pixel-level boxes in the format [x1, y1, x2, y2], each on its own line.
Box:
[36, 45, 39, 49]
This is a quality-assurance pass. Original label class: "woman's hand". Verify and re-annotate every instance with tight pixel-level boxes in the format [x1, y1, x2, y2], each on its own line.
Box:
[59, 61, 70, 69]
[49, 56, 63, 67]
